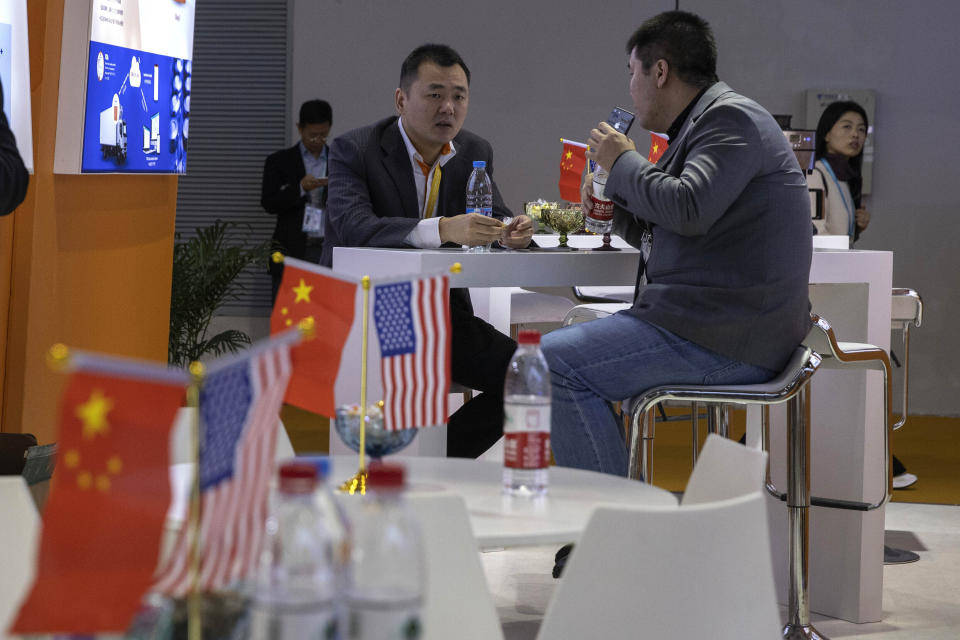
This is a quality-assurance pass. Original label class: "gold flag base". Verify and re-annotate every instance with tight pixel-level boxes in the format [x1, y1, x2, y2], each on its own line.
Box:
[338, 469, 367, 495]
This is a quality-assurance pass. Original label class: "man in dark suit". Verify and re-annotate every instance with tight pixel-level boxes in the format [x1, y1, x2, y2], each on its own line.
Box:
[542, 11, 812, 477]
[261, 99, 333, 301]
[0, 79, 28, 216]
[322, 44, 534, 457]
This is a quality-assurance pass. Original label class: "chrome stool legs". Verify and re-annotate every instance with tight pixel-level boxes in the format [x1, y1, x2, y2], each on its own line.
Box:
[783, 386, 827, 639]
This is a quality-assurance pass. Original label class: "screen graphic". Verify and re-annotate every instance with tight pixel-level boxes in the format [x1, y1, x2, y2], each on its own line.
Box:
[80, 0, 194, 174]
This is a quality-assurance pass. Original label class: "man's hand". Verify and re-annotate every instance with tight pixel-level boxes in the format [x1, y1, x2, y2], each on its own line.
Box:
[585, 122, 636, 173]
[499, 214, 535, 249]
[438, 213, 504, 246]
[301, 175, 326, 191]
[581, 171, 595, 213]
[855, 208, 870, 231]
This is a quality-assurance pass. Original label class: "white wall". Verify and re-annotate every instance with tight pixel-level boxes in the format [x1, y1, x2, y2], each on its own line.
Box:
[292, 0, 960, 415]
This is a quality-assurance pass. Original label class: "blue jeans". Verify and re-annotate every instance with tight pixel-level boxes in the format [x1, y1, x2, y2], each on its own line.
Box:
[540, 311, 775, 477]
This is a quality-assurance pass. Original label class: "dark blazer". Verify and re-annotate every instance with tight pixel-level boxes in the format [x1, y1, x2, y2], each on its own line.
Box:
[606, 82, 812, 372]
[0, 80, 28, 216]
[320, 116, 512, 268]
[261, 143, 315, 274]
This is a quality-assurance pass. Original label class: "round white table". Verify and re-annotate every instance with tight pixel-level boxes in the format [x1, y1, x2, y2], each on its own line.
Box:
[329, 456, 678, 548]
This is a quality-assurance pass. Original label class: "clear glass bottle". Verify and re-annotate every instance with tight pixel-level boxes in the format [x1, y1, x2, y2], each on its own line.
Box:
[346, 463, 425, 640]
[465, 160, 494, 253]
[250, 461, 339, 640]
[503, 330, 551, 496]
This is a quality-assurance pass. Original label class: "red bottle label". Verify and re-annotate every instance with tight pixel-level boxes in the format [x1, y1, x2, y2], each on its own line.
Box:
[588, 196, 614, 221]
[504, 432, 551, 469]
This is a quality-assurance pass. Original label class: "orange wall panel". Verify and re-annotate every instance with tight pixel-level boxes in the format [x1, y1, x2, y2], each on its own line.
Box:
[1, 0, 177, 443]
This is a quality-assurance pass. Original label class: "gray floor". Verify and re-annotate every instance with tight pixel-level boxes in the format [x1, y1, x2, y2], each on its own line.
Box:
[480, 501, 960, 639]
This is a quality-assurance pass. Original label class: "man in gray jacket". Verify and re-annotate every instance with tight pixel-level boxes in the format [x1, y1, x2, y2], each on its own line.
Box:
[541, 10, 812, 476]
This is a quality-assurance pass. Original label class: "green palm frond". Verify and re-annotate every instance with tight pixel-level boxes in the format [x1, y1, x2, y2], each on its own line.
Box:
[168, 220, 271, 367]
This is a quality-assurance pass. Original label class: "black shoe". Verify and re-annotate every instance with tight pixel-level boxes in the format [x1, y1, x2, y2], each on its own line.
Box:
[553, 544, 574, 578]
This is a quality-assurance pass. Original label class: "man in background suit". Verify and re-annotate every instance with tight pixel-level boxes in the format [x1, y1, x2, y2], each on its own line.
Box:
[322, 44, 534, 457]
[0, 79, 28, 216]
[261, 99, 333, 301]
[542, 11, 812, 477]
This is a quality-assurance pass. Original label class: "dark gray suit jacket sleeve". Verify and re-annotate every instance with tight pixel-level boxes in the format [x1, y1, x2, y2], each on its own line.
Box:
[608, 103, 762, 239]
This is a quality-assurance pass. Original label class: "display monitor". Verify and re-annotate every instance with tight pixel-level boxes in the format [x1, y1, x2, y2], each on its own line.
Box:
[55, 0, 195, 174]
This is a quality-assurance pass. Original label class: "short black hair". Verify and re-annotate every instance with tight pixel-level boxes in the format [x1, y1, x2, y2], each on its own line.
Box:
[626, 11, 718, 88]
[399, 44, 470, 92]
[298, 99, 332, 126]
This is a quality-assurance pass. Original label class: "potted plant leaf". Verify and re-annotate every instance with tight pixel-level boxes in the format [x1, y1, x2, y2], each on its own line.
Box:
[168, 220, 272, 367]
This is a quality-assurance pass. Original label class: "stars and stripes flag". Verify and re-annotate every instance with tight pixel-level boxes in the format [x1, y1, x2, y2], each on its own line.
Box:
[153, 337, 293, 596]
[373, 273, 451, 431]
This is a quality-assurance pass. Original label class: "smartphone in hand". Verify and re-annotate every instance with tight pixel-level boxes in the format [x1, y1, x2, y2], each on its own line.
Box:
[606, 107, 635, 135]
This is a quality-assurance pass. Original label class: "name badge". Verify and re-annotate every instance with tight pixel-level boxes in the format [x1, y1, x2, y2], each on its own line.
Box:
[302, 205, 325, 238]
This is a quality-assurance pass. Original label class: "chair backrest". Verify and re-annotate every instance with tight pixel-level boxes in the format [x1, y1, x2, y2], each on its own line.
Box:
[561, 302, 630, 327]
[0, 477, 40, 634]
[537, 494, 779, 639]
[681, 434, 768, 506]
[407, 493, 504, 640]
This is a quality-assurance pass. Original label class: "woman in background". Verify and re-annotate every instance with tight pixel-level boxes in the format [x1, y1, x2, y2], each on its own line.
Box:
[810, 101, 870, 245]
[811, 101, 917, 491]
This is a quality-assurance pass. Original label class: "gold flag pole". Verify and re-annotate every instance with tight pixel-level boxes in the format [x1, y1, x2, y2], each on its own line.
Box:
[186, 361, 205, 640]
[340, 275, 372, 494]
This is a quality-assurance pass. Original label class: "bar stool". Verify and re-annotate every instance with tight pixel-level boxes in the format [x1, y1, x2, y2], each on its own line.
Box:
[890, 288, 922, 430]
[624, 314, 892, 640]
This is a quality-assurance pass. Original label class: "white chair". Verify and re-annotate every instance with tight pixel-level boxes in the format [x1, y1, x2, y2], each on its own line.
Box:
[407, 493, 504, 640]
[537, 435, 779, 640]
[0, 477, 40, 635]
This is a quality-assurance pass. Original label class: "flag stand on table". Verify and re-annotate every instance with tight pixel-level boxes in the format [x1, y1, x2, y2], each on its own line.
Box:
[338, 263, 460, 495]
[178, 325, 310, 640]
[339, 275, 373, 495]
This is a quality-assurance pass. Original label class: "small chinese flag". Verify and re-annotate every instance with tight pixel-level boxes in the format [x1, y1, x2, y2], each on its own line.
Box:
[648, 132, 669, 163]
[270, 257, 359, 417]
[12, 370, 185, 634]
[558, 140, 587, 202]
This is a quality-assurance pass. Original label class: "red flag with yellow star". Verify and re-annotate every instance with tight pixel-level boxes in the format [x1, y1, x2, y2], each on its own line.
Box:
[270, 257, 359, 416]
[12, 365, 186, 634]
[558, 140, 587, 202]
[647, 132, 669, 163]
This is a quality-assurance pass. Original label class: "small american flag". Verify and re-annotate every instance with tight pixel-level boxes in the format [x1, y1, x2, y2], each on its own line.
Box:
[153, 342, 292, 596]
[373, 274, 451, 431]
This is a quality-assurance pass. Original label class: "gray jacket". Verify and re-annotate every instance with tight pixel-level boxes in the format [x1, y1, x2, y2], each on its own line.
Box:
[606, 82, 812, 371]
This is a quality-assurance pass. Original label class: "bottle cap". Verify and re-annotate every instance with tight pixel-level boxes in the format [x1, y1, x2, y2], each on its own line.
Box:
[367, 461, 405, 489]
[517, 330, 541, 345]
[472, 160, 486, 169]
[297, 454, 330, 480]
[278, 461, 318, 493]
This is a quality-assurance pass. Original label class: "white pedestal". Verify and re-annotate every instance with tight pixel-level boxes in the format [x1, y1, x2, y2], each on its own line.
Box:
[749, 248, 893, 623]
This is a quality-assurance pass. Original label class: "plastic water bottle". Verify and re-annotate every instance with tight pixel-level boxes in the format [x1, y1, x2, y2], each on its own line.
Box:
[503, 330, 551, 496]
[465, 160, 493, 253]
[302, 456, 352, 592]
[586, 162, 614, 235]
[250, 461, 340, 640]
[346, 463, 425, 640]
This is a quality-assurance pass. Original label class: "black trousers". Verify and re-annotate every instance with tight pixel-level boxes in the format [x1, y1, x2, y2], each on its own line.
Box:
[446, 289, 517, 458]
